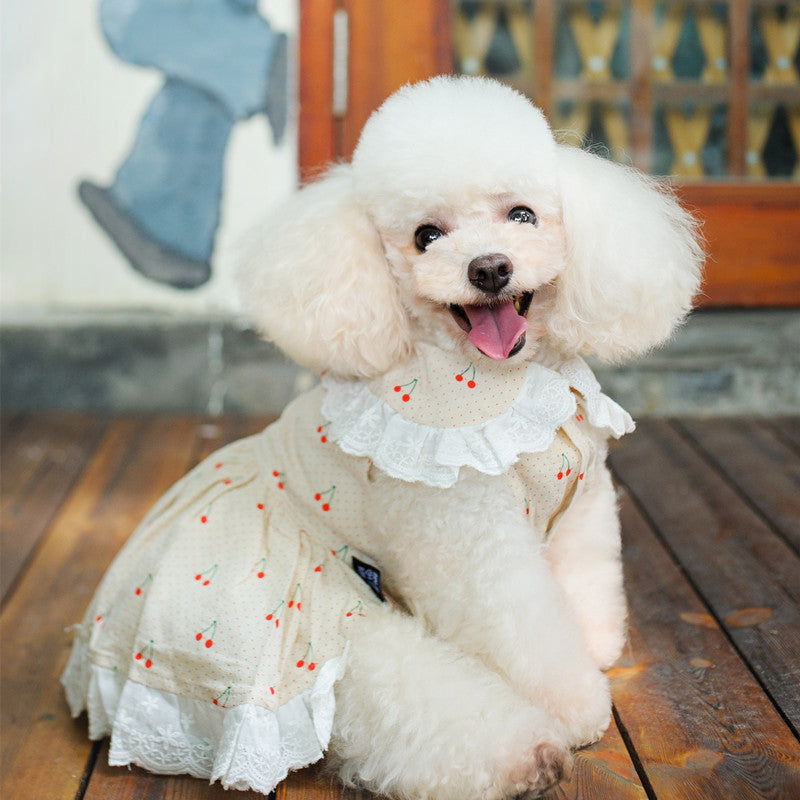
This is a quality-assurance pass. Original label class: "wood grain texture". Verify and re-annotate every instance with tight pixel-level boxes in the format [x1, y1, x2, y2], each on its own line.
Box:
[678, 184, 800, 307]
[77, 417, 276, 800]
[677, 418, 800, 553]
[0, 413, 108, 604]
[3, 414, 800, 799]
[543, 719, 646, 800]
[609, 420, 800, 730]
[0, 417, 199, 800]
[299, 0, 337, 180]
[771, 417, 800, 452]
[612, 490, 800, 799]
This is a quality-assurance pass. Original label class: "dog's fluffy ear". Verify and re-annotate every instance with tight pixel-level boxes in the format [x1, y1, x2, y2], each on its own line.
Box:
[548, 145, 704, 362]
[238, 164, 412, 378]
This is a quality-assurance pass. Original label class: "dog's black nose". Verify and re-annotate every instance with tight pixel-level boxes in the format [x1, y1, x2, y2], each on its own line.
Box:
[468, 254, 513, 295]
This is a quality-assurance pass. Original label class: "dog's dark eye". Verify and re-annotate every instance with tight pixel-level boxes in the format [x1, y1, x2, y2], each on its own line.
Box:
[508, 206, 537, 225]
[414, 225, 445, 252]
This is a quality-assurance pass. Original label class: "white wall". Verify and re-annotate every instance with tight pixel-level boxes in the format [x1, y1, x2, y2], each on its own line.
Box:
[0, 0, 299, 317]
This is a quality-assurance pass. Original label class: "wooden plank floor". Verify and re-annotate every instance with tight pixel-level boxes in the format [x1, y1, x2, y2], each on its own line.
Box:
[2, 413, 799, 800]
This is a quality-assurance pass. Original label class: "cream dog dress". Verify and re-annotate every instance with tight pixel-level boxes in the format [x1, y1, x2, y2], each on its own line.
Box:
[62, 342, 633, 794]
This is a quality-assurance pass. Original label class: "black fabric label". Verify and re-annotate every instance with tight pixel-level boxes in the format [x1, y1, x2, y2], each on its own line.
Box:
[351, 556, 385, 601]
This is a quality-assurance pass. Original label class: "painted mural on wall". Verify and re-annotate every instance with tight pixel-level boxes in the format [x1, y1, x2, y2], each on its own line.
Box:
[79, 0, 288, 290]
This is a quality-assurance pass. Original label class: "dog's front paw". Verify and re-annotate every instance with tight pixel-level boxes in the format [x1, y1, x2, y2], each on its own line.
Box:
[505, 739, 573, 798]
[584, 618, 626, 670]
[544, 665, 612, 749]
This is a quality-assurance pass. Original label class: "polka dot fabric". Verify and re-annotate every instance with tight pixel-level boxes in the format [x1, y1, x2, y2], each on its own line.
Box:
[63, 342, 633, 787]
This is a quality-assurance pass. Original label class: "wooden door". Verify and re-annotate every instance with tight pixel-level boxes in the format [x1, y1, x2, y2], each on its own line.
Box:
[299, 0, 800, 307]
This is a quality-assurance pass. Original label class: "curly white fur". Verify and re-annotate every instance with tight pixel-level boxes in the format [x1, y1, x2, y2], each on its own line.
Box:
[238, 75, 703, 799]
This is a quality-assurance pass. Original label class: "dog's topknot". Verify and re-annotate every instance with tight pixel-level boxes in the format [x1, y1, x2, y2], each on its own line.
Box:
[351, 76, 560, 233]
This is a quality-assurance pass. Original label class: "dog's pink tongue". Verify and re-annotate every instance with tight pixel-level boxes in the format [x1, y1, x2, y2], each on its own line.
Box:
[464, 299, 529, 360]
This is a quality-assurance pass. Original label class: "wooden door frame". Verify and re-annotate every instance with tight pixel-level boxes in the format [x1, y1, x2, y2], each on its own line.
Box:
[298, 0, 800, 307]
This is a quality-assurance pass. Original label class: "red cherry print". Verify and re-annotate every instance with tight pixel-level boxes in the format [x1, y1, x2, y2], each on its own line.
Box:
[135, 573, 152, 595]
[258, 571, 265, 578]
[135, 587, 142, 596]
[315, 485, 336, 510]
[195, 564, 218, 585]
[456, 363, 477, 388]
[297, 602, 302, 611]
[257, 503, 264, 510]
[557, 453, 571, 481]
[394, 378, 417, 402]
[579, 473, 585, 480]
[95, 615, 103, 622]
[197, 620, 217, 647]
[135, 640, 154, 668]
[224, 479, 232, 485]
[201, 515, 208, 524]
[215, 463, 223, 469]
[270, 687, 275, 695]
[557, 472, 564, 480]
[288, 600, 294, 608]
[273, 469, 280, 476]
[296, 642, 314, 669]
[314, 565, 322, 573]
[213, 687, 232, 708]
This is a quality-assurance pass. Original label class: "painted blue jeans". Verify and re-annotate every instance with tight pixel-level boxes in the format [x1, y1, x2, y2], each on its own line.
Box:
[82, 0, 287, 286]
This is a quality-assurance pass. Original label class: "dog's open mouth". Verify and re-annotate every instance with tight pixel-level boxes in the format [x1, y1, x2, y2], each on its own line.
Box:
[449, 291, 534, 360]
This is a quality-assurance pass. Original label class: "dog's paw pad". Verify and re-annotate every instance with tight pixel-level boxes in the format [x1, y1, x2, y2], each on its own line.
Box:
[509, 740, 572, 797]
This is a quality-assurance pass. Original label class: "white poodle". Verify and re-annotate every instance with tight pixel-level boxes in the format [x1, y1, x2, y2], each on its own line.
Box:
[63, 76, 702, 800]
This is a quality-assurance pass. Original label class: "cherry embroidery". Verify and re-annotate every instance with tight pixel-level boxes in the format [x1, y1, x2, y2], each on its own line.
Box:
[314, 485, 336, 511]
[265, 600, 284, 627]
[557, 453, 572, 481]
[134, 640, 155, 669]
[200, 501, 215, 524]
[296, 642, 316, 671]
[345, 600, 366, 618]
[331, 544, 350, 560]
[455, 362, 477, 388]
[316, 422, 331, 443]
[254, 557, 267, 579]
[393, 378, 418, 402]
[288, 582, 303, 610]
[213, 686, 231, 707]
[134, 573, 153, 596]
[195, 564, 218, 586]
[271, 470, 285, 490]
[195, 620, 217, 648]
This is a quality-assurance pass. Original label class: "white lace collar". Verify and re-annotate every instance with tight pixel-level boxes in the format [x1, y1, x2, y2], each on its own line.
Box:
[320, 350, 634, 488]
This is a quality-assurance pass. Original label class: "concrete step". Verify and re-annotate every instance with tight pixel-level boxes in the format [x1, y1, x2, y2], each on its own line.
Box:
[1, 310, 798, 416]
